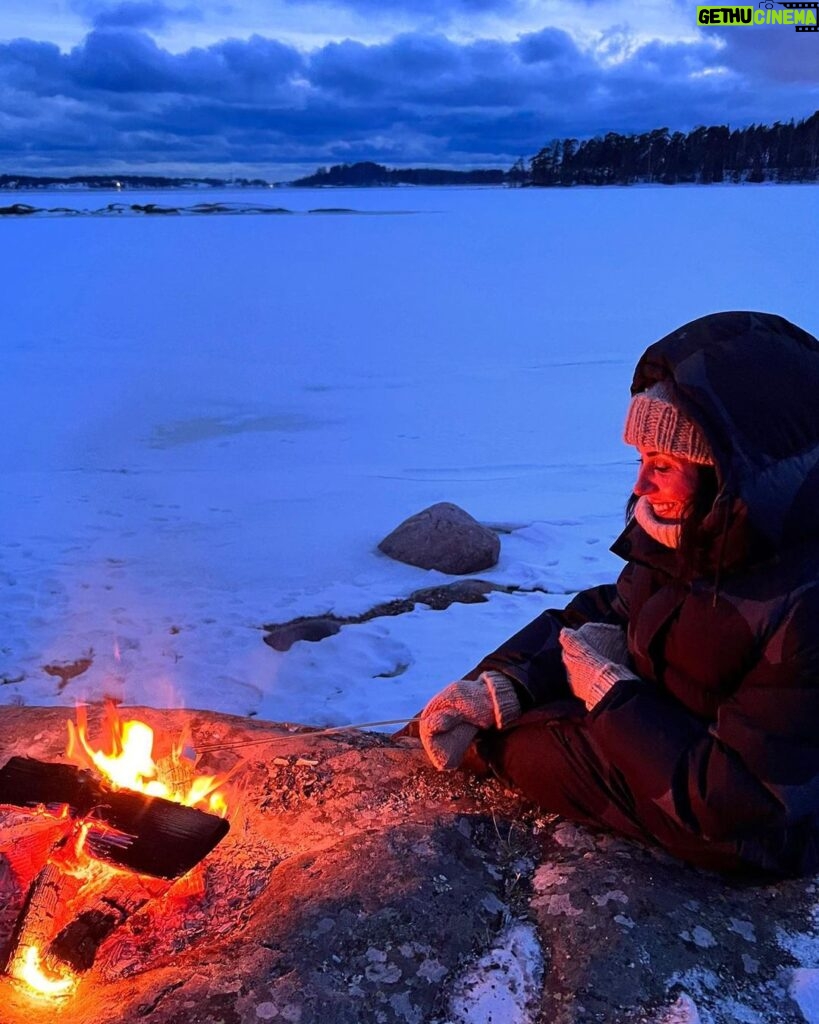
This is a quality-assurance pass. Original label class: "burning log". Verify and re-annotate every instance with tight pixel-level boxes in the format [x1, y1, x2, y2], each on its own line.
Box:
[45, 858, 166, 973]
[0, 752, 230, 991]
[0, 808, 75, 964]
[0, 756, 229, 879]
[51, 898, 143, 973]
[0, 807, 75, 880]
[4, 860, 80, 990]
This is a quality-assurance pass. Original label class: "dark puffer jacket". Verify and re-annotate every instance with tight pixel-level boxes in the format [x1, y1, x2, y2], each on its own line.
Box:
[473, 311, 819, 877]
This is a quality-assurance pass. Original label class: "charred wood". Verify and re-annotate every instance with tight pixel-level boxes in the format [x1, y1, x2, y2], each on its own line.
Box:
[0, 757, 229, 878]
[3, 860, 82, 977]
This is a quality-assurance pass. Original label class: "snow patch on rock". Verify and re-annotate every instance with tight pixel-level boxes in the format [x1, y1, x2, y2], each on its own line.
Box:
[791, 968, 819, 1023]
[653, 992, 702, 1024]
[447, 922, 544, 1024]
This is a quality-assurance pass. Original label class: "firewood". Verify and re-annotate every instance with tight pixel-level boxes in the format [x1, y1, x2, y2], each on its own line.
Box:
[3, 860, 83, 977]
[0, 807, 73, 885]
[0, 757, 229, 879]
[0, 810, 74, 965]
[0, 758, 99, 814]
[49, 872, 168, 972]
[5, 822, 175, 977]
[86, 789, 229, 878]
[0, 857, 24, 963]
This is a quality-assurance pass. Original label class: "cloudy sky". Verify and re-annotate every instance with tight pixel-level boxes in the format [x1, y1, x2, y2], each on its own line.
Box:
[0, 0, 817, 179]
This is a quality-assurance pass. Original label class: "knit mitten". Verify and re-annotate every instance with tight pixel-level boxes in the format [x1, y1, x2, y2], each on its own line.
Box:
[559, 622, 636, 710]
[420, 671, 521, 770]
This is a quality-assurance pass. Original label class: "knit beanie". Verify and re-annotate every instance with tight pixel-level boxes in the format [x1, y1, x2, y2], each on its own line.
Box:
[623, 381, 712, 465]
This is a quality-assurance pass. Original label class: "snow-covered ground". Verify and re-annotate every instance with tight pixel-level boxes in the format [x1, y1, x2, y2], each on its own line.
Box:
[1, 183, 817, 728]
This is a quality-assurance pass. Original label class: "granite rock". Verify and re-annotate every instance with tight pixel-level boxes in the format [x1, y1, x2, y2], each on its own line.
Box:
[378, 503, 500, 575]
[0, 706, 816, 1024]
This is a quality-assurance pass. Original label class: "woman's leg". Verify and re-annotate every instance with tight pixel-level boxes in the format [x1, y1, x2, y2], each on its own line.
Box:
[480, 707, 756, 874]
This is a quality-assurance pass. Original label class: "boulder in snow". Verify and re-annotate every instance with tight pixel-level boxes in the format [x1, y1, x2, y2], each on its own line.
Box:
[378, 502, 500, 574]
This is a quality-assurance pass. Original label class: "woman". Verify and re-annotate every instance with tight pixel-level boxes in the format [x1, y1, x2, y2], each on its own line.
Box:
[419, 310, 819, 878]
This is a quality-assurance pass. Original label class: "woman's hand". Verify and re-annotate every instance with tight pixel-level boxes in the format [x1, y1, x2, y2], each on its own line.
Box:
[559, 622, 637, 710]
[420, 671, 520, 770]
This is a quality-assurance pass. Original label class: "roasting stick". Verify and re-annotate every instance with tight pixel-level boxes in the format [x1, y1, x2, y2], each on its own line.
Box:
[195, 717, 421, 754]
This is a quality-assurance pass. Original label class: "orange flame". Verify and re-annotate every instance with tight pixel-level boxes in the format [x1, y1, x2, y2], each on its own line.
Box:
[66, 704, 227, 816]
[10, 706, 226, 1001]
[12, 946, 76, 998]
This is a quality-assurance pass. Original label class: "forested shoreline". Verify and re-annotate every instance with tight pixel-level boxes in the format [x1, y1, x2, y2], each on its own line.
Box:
[530, 112, 819, 185]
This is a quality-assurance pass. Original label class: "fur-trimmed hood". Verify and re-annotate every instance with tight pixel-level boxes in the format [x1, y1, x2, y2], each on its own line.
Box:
[630, 311, 819, 551]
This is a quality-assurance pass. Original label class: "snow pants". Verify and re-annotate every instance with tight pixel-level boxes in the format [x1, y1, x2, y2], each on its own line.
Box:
[477, 702, 768, 876]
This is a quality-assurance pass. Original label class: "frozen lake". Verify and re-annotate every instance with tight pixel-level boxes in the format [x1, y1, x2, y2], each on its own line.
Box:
[1, 183, 817, 724]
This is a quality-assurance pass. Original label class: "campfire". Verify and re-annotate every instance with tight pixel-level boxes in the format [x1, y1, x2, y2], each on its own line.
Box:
[0, 704, 230, 1000]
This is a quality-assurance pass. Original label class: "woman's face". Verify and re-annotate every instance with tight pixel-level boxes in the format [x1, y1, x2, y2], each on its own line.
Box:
[634, 445, 700, 521]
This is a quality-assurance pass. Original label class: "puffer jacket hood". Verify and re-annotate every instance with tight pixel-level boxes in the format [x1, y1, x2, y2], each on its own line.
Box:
[630, 311, 819, 550]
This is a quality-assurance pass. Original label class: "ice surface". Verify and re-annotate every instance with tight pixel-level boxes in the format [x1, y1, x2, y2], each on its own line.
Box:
[1, 183, 817, 725]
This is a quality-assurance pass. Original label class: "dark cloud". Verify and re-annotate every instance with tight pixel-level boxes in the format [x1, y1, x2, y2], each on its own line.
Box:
[0, 22, 816, 176]
[515, 26, 586, 65]
[282, 0, 518, 12]
[310, 34, 473, 101]
[699, 21, 819, 84]
[3, 29, 305, 98]
[0, 39, 65, 95]
[309, 29, 593, 109]
[74, 1, 204, 31]
[70, 30, 181, 91]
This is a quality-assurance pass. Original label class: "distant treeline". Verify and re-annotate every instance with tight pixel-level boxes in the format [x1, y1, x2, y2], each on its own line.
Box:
[0, 174, 269, 189]
[291, 161, 523, 187]
[531, 112, 819, 186]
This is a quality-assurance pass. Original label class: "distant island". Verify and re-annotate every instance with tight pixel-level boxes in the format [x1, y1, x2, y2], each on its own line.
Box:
[0, 174, 270, 190]
[2, 110, 817, 190]
[289, 162, 524, 187]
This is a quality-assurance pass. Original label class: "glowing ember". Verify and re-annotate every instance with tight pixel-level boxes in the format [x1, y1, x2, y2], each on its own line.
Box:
[12, 945, 76, 998]
[66, 705, 227, 816]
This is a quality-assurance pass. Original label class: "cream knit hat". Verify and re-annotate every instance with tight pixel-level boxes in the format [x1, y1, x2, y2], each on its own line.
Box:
[623, 381, 712, 465]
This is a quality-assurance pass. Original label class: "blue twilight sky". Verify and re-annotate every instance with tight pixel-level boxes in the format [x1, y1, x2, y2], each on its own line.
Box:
[0, 0, 817, 179]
